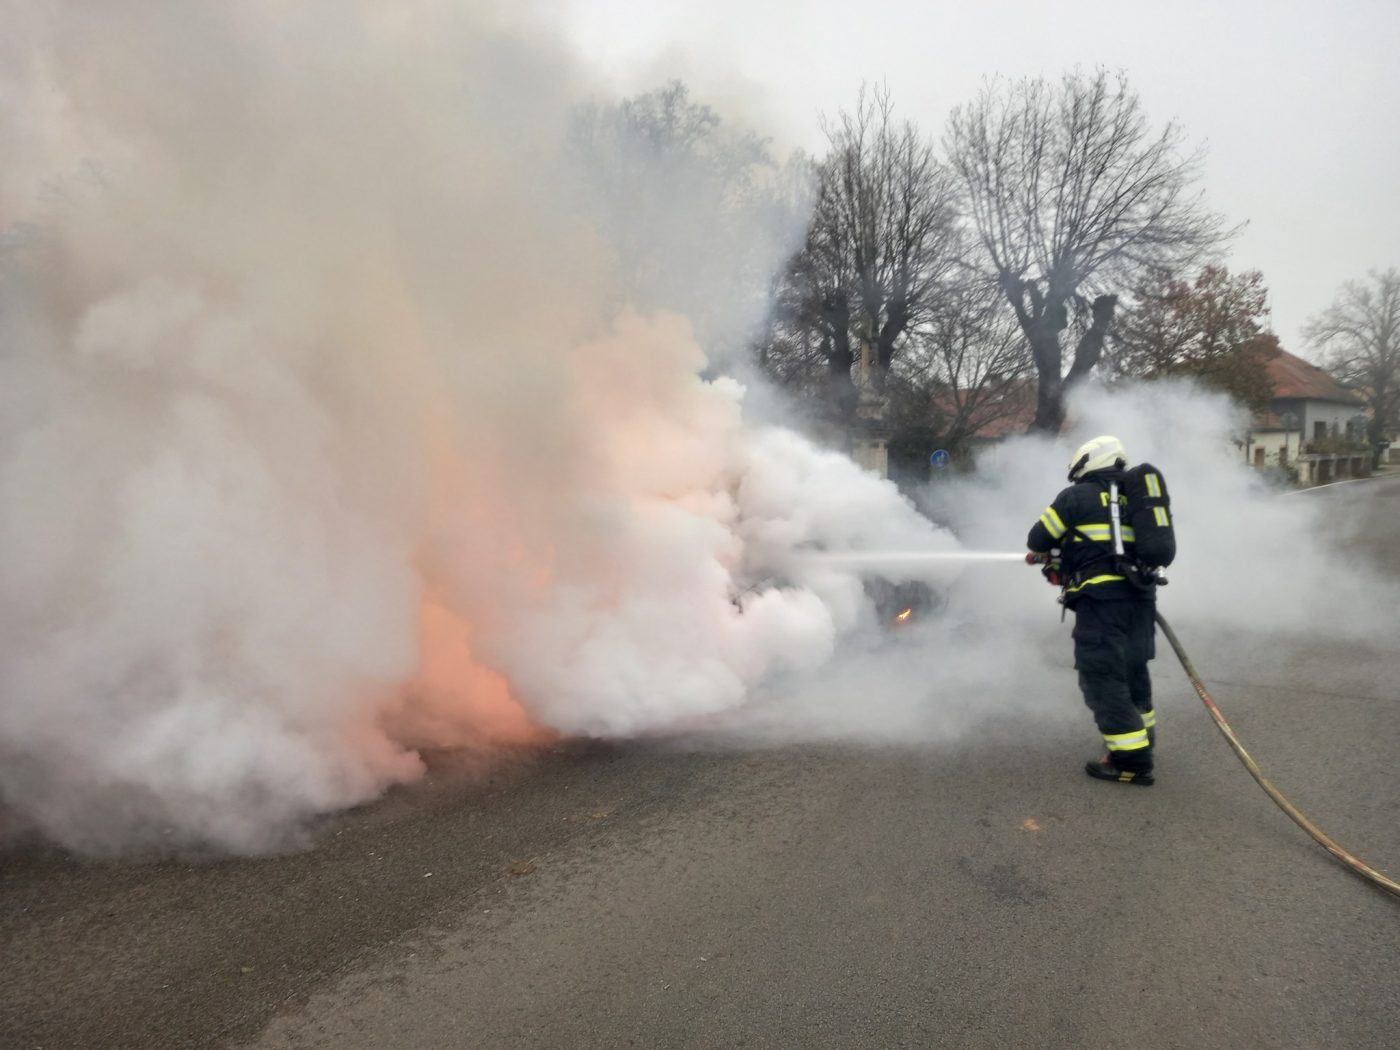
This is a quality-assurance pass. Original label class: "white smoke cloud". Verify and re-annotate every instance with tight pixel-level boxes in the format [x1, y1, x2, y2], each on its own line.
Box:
[711, 376, 1399, 751]
[0, 0, 953, 853]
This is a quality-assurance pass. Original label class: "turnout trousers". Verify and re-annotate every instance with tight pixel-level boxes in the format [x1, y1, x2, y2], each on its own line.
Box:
[1071, 596, 1157, 773]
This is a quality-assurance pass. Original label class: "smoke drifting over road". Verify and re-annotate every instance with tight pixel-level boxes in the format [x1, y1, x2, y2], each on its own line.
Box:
[2, 3, 1390, 855]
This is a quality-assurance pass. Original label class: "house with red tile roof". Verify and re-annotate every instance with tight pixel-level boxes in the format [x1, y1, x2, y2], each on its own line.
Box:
[925, 350, 1369, 485]
[1244, 349, 1368, 482]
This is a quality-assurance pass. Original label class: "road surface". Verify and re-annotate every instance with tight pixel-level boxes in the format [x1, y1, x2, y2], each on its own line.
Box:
[5, 475, 1399, 1049]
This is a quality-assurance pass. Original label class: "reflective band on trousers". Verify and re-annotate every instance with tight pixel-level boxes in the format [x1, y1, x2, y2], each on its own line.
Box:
[1153, 506, 1170, 527]
[1040, 507, 1067, 540]
[1104, 729, 1151, 752]
[1141, 709, 1157, 728]
[1075, 524, 1136, 543]
[1065, 573, 1125, 593]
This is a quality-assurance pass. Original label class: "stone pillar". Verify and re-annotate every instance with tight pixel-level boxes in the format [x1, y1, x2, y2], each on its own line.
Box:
[851, 433, 889, 476]
[850, 310, 891, 478]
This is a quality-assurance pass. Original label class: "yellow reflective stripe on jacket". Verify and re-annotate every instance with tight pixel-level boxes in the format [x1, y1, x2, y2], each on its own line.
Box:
[1104, 729, 1151, 752]
[1039, 507, 1068, 540]
[1065, 573, 1126, 593]
[1141, 709, 1157, 729]
[1074, 524, 1136, 543]
[1153, 507, 1170, 527]
[1144, 473, 1162, 498]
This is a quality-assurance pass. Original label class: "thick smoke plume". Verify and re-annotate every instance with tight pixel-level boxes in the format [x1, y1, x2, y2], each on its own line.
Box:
[0, 2, 951, 853]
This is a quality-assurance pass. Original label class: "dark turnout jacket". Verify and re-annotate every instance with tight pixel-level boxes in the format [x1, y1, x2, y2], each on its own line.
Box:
[1027, 468, 1146, 605]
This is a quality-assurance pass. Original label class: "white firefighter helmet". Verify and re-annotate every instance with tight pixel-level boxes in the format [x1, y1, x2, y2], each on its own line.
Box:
[1068, 435, 1128, 481]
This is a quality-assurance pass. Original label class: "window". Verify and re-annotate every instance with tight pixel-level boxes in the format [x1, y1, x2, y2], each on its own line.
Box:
[1315, 421, 1327, 441]
[1279, 445, 1288, 465]
[1254, 447, 1265, 467]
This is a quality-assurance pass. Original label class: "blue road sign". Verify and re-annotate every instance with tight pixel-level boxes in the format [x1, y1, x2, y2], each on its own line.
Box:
[929, 449, 951, 468]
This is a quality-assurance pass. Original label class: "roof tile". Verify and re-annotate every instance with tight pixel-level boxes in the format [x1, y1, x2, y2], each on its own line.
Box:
[1266, 349, 1361, 404]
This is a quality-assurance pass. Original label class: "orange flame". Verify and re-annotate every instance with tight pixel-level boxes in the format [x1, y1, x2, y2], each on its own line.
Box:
[895, 607, 913, 623]
[397, 594, 551, 749]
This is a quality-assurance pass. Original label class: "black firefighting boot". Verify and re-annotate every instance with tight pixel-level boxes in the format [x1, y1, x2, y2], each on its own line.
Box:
[1085, 755, 1154, 786]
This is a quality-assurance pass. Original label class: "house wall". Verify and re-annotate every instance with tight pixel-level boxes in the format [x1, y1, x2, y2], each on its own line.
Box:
[1244, 427, 1303, 468]
[1245, 395, 1367, 481]
[1299, 397, 1363, 445]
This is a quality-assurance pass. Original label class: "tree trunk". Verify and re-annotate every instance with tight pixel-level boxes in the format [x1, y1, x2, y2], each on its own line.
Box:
[1064, 294, 1119, 388]
[823, 293, 857, 419]
[1028, 294, 1118, 434]
[875, 296, 910, 380]
[1027, 323, 1066, 433]
[1030, 364, 1065, 433]
[1370, 382, 1393, 468]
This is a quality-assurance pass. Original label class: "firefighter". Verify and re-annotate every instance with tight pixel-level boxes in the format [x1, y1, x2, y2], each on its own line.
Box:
[1027, 435, 1158, 785]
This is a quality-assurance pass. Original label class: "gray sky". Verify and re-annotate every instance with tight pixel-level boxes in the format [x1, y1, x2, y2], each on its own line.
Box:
[557, 0, 1400, 357]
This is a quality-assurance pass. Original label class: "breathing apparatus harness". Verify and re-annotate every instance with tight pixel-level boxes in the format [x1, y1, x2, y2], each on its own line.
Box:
[1030, 475, 1167, 618]
[1098, 476, 1170, 592]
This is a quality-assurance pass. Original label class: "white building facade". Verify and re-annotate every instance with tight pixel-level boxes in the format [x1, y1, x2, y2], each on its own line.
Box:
[1244, 350, 1368, 484]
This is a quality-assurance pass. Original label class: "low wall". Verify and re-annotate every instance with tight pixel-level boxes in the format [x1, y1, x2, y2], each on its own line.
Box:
[1298, 452, 1371, 486]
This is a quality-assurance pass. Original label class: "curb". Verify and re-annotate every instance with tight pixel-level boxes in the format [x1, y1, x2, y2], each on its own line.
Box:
[1279, 470, 1400, 496]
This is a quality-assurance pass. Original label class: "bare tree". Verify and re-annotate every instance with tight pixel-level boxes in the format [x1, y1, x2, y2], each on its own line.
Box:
[568, 81, 800, 358]
[769, 86, 960, 419]
[946, 70, 1233, 432]
[759, 215, 835, 393]
[1305, 268, 1400, 463]
[888, 276, 1033, 450]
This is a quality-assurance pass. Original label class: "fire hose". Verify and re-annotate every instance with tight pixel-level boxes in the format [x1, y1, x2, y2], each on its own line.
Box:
[1153, 610, 1400, 899]
[1020, 551, 1399, 898]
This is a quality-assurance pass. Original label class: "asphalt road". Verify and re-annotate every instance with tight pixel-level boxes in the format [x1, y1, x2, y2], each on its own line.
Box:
[5, 474, 1400, 1050]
